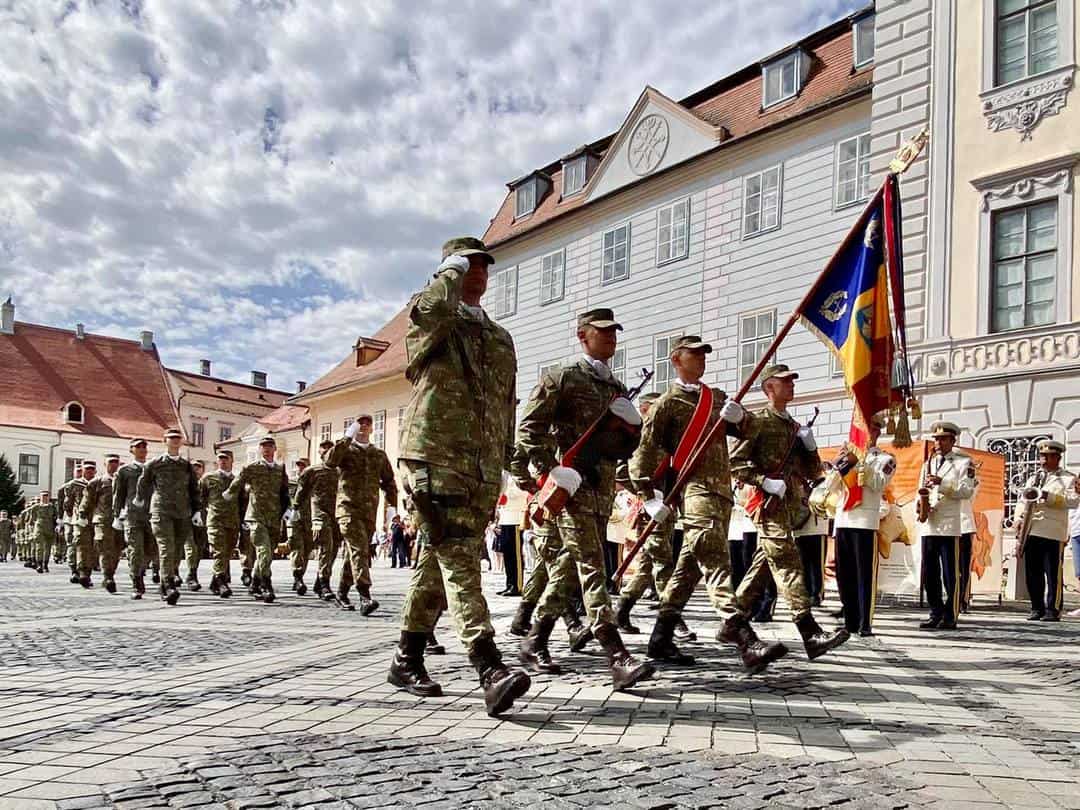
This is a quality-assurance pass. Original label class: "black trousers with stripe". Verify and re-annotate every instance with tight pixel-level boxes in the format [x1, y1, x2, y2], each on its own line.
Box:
[958, 533, 973, 609]
[835, 527, 877, 633]
[1024, 534, 1065, 615]
[795, 534, 826, 604]
[499, 525, 523, 593]
[923, 535, 960, 624]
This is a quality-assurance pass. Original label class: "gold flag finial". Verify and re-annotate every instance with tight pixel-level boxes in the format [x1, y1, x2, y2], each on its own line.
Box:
[889, 126, 929, 175]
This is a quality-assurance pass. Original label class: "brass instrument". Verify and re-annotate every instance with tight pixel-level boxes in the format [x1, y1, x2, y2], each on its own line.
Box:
[1003, 469, 1047, 559]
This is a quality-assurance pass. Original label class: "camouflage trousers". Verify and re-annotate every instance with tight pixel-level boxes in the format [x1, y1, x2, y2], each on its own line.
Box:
[207, 523, 239, 577]
[125, 519, 154, 580]
[619, 514, 675, 601]
[536, 493, 616, 628]
[289, 523, 314, 576]
[66, 523, 77, 571]
[34, 533, 55, 565]
[247, 520, 281, 579]
[399, 460, 495, 650]
[338, 512, 374, 591]
[315, 519, 344, 584]
[186, 525, 207, 579]
[724, 513, 812, 621]
[53, 525, 66, 561]
[239, 526, 255, 572]
[95, 524, 121, 578]
[151, 515, 192, 582]
[521, 522, 583, 605]
[658, 495, 734, 620]
[75, 525, 97, 576]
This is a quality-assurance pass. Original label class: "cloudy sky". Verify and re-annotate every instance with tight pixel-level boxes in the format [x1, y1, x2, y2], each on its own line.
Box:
[1, 0, 857, 391]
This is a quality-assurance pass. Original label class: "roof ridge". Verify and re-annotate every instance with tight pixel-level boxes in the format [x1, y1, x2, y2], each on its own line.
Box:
[165, 367, 292, 396]
[10, 320, 143, 346]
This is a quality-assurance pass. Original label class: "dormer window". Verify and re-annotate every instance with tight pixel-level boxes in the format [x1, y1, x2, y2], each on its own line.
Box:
[562, 157, 587, 197]
[64, 401, 85, 425]
[762, 50, 808, 108]
[853, 14, 875, 68]
[515, 181, 537, 218]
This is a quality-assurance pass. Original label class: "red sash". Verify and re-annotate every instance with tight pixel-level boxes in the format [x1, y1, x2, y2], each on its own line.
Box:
[651, 384, 715, 485]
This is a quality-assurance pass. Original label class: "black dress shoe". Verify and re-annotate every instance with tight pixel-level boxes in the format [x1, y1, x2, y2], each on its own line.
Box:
[939, 621, 958, 630]
[502, 588, 521, 598]
[1041, 611, 1061, 622]
[858, 628, 874, 637]
[1026, 611, 1045, 621]
[919, 616, 942, 630]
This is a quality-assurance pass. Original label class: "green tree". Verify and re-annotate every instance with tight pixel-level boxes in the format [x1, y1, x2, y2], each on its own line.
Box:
[0, 454, 26, 515]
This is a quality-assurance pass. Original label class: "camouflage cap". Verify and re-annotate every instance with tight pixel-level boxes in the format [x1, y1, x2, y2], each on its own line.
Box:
[930, 421, 960, 438]
[441, 236, 494, 265]
[216, 449, 233, 459]
[577, 307, 623, 331]
[163, 428, 183, 440]
[129, 437, 148, 449]
[1038, 439, 1066, 454]
[760, 363, 799, 387]
[192, 459, 204, 468]
[105, 453, 120, 462]
[670, 335, 712, 355]
[319, 439, 334, 450]
[356, 413, 374, 424]
[258, 436, 276, 447]
[82, 459, 97, 469]
[297, 457, 310, 466]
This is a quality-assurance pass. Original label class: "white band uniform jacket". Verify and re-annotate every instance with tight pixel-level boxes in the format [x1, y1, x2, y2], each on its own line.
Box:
[917, 450, 975, 537]
[834, 447, 896, 532]
[1015, 468, 1079, 543]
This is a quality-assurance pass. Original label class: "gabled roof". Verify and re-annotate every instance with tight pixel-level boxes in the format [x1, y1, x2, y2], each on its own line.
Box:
[0, 321, 179, 438]
[290, 305, 411, 402]
[166, 368, 289, 408]
[257, 404, 310, 434]
[483, 9, 872, 248]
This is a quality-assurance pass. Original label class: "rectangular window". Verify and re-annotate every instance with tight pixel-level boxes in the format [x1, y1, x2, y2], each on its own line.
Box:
[343, 417, 355, 436]
[319, 422, 332, 443]
[563, 158, 586, 196]
[611, 348, 627, 387]
[539, 249, 565, 305]
[743, 166, 782, 236]
[996, 0, 1058, 86]
[739, 309, 777, 382]
[219, 424, 233, 442]
[853, 15, 875, 67]
[830, 353, 845, 379]
[991, 200, 1058, 332]
[515, 181, 536, 218]
[653, 333, 682, 392]
[64, 457, 83, 481]
[657, 198, 690, 264]
[602, 223, 631, 284]
[373, 410, 386, 450]
[191, 421, 205, 448]
[491, 265, 518, 319]
[18, 453, 39, 486]
[538, 361, 561, 382]
[397, 406, 405, 424]
[835, 133, 872, 208]
[763, 53, 799, 107]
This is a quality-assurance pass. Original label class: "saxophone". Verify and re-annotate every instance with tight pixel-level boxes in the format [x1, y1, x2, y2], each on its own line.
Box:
[915, 452, 944, 523]
[1004, 469, 1047, 559]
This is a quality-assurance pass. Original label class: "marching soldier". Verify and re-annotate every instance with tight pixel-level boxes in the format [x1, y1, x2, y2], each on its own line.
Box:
[223, 436, 289, 603]
[136, 428, 201, 605]
[113, 438, 153, 599]
[288, 457, 314, 595]
[720, 364, 849, 670]
[79, 454, 121, 593]
[292, 441, 341, 602]
[1013, 440, 1078, 621]
[63, 462, 89, 581]
[28, 492, 58, 574]
[185, 460, 207, 591]
[0, 510, 12, 562]
[389, 237, 531, 717]
[833, 414, 895, 636]
[325, 415, 396, 613]
[917, 421, 975, 630]
[513, 307, 654, 689]
[201, 449, 241, 598]
[71, 459, 100, 587]
[628, 336, 745, 664]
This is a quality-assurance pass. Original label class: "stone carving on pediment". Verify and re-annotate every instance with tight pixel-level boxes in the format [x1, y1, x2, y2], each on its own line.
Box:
[982, 66, 1074, 141]
[627, 114, 670, 177]
[980, 168, 1072, 211]
[949, 332, 1080, 376]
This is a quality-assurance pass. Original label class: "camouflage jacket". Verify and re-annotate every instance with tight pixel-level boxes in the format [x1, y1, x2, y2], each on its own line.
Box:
[398, 265, 517, 484]
[512, 359, 634, 517]
[112, 462, 149, 525]
[223, 460, 289, 526]
[629, 384, 741, 506]
[325, 439, 398, 520]
[135, 455, 200, 520]
[58, 478, 76, 520]
[79, 475, 114, 525]
[62, 478, 88, 522]
[200, 470, 241, 530]
[730, 407, 822, 521]
[292, 463, 338, 524]
[0, 518, 11, 543]
[28, 502, 58, 540]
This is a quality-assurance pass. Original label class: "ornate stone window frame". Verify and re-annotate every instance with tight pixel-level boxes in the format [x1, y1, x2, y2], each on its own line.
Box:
[980, 0, 1076, 140]
[972, 154, 1077, 335]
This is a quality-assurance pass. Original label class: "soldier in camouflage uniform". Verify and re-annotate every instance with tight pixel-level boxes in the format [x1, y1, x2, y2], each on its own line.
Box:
[136, 428, 201, 605]
[292, 441, 341, 600]
[513, 308, 654, 690]
[720, 364, 849, 670]
[325, 415, 397, 614]
[0, 511, 12, 562]
[388, 237, 531, 717]
[286, 456, 315, 595]
[79, 454, 122, 593]
[112, 438, 153, 599]
[18, 497, 34, 567]
[62, 462, 89, 580]
[200, 449, 241, 598]
[184, 460, 207, 591]
[28, 492, 58, 573]
[224, 436, 289, 603]
[71, 459, 101, 587]
[627, 337, 747, 663]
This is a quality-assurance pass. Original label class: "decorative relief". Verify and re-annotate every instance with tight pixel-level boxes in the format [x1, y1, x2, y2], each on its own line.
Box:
[627, 114, 669, 176]
[982, 66, 1074, 140]
[949, 331, 1080, 375]
[980, 169, 1073, 211]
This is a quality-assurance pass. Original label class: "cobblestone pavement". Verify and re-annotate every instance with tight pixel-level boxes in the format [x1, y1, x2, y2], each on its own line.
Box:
[0, 559, 1078, 809]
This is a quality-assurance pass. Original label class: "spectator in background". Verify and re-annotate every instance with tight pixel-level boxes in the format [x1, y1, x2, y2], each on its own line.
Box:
[389, 515, 409, 569]
[1069, 497, 1080, 618]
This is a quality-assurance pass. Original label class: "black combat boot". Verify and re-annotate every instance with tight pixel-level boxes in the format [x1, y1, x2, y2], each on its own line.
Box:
[795, 613, 850, 660]
[35, 562, 45, 574]
[24, 558, 35, 568]
[426, 633, 446, 655]
[151, 570, 161, 585]
[337, 583, 353, 608]
[209, 574, 221, 595]
[718, 614, 789, 674]
[293, 572, 307, 596]
[163, 579, 180, 606]
[313, 576, 326, 599]
[130, 577, 142, 600]
[78, 573, 93, 589]
[249, 575, 263, 599]
[565, 610, 593, 652]
[219, 577, 232, 598]
[616, 596, 640, 634]
[104, 577, 117, 594]
[69, 571, 80, 584]
[262, 577, 275, 604]
[510, 601, 535, 637]
[387, 632, 443, 697]
[470, 636, 531, 717]
[355, 585, 379, 616]
[594, 623, 655, 690]
[241, 568, 252, 588]
[674, 617, 697, 642]
[186, 572, 201, 592]
[519, 614, 561, 674]
[647, 613, 695, 664]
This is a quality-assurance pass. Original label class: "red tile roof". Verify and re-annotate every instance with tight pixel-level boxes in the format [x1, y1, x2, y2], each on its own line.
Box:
[290, 305, 410, 401]
[166, 368, 289, 409]
[257, 404, 310, 434]
[483, 12, 872, 248]
[0, 321, 180, 438]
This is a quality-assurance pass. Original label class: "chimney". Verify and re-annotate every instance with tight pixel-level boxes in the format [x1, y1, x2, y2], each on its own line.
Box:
[0, 297, 13, 335]
[251, 370, 267, 388]
[354, 336, 391, 367]
[75, 323, 85, 340]
[200, 359, 212, 376]
[296, 380, 307, 393]
[140, 330, 154, 351]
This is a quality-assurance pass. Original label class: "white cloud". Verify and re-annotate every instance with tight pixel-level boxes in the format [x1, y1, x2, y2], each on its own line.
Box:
[0, 0, 855, 389]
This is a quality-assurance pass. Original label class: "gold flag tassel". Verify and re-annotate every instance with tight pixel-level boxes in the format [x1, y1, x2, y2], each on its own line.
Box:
[886, 407, 897, 434]
[893, 403, 913, 447]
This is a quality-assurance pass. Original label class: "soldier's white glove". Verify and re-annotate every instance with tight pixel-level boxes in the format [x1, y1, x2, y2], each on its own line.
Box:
[132, 499, 146, 510]
[111, 517, 123, 531]
[437, 254, 471, 275]
[642, 497, 672, 524]
[719, 400, 744, 424]
[762, 478, 787, 498]
[284, 508, 298, 525]
[797, 426, 817, 451]
[191, 513, 204, 528]
[75, 517, 88, 528]
[547, 465, 583, 497]
[344, 421, 360, 440]
[119, 508, 128, 520]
